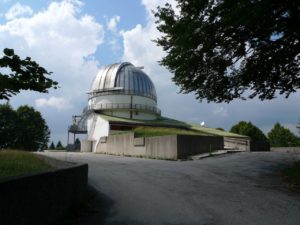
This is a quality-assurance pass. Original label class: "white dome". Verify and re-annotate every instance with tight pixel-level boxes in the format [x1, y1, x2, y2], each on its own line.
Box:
[88, 62, 160, 120]
[90, 62, 157, 102]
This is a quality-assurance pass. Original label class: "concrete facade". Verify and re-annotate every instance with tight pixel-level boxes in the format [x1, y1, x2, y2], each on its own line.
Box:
[95, 133, 224, 159]
[81, 139, 93, 152]
[224, 137, 270, 151]
[250, 140, 270, 151]
[224, 137, 250, 151]
[271, 147, 300, 153]
[177, 135, 224, 158]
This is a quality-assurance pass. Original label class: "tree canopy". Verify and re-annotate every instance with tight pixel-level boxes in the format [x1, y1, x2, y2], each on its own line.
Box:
[230, 121, 267, 141]
[154, 0, 300, 102]
[268, 122, 299, 147]
[0, 104, 50, 151]
[0, 104, 18, 149]
[0, 48, 58, 100]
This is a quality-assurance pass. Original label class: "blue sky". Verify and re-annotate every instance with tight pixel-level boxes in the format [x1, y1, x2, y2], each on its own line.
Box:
[0, 0, 300, 145]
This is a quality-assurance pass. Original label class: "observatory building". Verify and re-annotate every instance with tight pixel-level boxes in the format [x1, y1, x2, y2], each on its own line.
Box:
[68, 62, 255, 158]
[85, 62, 163, 152]
[88, 62, 160, 120]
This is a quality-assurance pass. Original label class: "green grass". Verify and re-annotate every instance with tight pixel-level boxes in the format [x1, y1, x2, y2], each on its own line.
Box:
[99, 114, 247, 138]
[190, 124, 247, 138]
[0, 150, 52, 180]
[133, 126, 208, 137]
[282, 161, 300, 186]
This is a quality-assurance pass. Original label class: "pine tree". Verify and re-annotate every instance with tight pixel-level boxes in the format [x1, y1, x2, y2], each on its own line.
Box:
[49, 141, 55, 150]
[55, 140, 64, 150]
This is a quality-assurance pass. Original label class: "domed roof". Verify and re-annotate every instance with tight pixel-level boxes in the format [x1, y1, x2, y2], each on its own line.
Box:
[90, 62, 157, 101]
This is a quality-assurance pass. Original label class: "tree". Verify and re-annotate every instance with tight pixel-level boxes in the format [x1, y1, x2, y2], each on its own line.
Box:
[56, 141, 64, 150]
[154, 0, 300, 102]
[0, 104, 50, 151]
[49, 141, 55, 150]
[0, 48, 58, 100]
[0, 104, 18, 149]
[14, 105, 50, 151]
[230, 121, 267, 141]
[268, 123, 299, 147]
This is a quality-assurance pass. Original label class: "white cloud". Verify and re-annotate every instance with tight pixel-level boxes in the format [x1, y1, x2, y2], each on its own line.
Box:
[0, 0, 103, 94]
[35, 96, 72, 111]
[121, 0, 187, 117]
[109, 38, 121, 52]
[107, 15, 120, 32]
[0, 0, 104, 141]
[5, 3, 33, 20]
[213, 107, 228, 117]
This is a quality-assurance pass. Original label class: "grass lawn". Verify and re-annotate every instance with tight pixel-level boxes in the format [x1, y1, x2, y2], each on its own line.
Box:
[100, 114, 247, 138]
[0, 150, 52, 180]
[282, 161, 300, 187]
[133, 126, 208, 137]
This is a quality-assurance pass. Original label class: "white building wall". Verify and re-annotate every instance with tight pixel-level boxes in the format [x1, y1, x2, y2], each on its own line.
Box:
[88, 94, 158, 120]
[87, 114, 110, 152]
[88, 95, 157, 108]
[100, 110, 156, 120]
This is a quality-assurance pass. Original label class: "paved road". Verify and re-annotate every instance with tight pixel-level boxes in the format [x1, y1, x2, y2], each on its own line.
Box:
[42, 152, 300, 225]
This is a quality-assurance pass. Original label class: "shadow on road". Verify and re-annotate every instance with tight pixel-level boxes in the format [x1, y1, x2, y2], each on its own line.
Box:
[55, 186, 114, 225]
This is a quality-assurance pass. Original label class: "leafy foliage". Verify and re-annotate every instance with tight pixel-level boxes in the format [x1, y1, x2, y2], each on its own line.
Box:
[0, 48, 58, 100]
[55, 141, 64, 150]
[0, 104, 18, 149]
[0, 104, 50, 151]
[154, 0, 300, 102]
[268, 123, 299, 147]
[230, 121, 267, 141]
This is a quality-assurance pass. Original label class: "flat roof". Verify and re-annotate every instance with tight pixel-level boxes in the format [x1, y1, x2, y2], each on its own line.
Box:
[98, 114, 247, 138]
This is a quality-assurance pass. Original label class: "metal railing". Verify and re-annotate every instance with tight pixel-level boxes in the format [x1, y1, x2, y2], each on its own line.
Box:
[88, 90, 157, 102]
[89, 103, 161, 115]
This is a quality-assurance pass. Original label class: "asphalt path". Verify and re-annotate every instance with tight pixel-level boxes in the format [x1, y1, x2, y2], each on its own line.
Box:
[42, 151, 300, 225]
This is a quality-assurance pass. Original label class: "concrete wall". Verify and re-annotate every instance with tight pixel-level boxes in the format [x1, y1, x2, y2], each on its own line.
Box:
[177, 135, 224, 158]
[81, 139, 93, 152]
[0, 163, 88, 225]
[271, 147, 300, 153]
[224, 137, 250, 151]
[96, 134, 225, 159]
[96, 133, 144, 156]
[224, 137, 270, 151]
[145, 135, 178, 159]
[250, 140, 270, 151]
